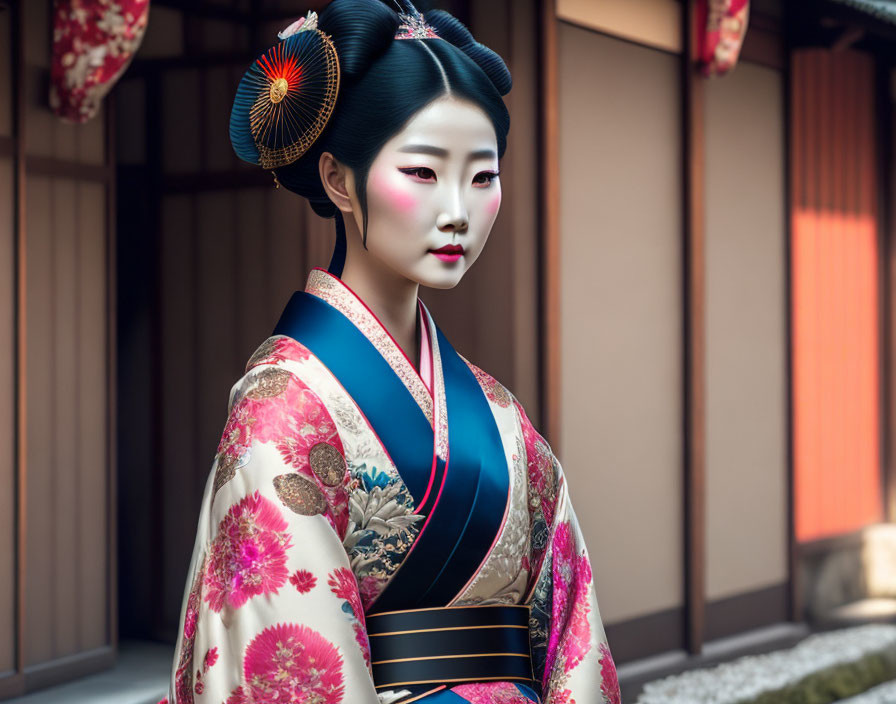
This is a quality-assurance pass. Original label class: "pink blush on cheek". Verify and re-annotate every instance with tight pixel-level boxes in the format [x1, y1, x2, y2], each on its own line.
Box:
[486, 191, 502, 216]
[369, 171, 418, 215]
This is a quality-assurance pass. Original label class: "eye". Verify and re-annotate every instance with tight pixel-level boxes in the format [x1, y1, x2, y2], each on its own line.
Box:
[398, 167, 437, 183]
[472, 170, 500, 188]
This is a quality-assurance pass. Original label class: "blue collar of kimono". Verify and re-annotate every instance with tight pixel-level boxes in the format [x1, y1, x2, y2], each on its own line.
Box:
[273, 287, 510, 611]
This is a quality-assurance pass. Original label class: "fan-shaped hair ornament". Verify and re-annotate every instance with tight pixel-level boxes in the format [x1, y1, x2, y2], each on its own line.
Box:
[230, 12, 340, 170]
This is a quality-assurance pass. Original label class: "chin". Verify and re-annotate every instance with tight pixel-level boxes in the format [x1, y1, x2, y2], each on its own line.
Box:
[413, 266, 466, 290]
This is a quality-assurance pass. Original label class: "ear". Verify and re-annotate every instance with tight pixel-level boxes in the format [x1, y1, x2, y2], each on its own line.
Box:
[319, 151, 355, 215]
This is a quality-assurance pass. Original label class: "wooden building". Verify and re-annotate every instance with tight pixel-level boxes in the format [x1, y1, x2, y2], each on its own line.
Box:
[0, 0, 895, 699]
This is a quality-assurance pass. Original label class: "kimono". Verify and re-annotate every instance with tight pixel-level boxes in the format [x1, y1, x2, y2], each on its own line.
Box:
[164, 267, 621, 704]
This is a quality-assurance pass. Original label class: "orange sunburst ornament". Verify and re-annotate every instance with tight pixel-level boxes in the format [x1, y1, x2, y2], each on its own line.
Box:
[257, 45, 304, 105]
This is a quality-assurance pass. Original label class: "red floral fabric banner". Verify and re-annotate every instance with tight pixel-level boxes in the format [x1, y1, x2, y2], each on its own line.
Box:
[697, 0, 750, 77]
[50, 0, 150, 123]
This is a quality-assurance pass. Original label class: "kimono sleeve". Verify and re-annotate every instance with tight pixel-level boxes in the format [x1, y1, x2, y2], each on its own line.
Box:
[514, 400, 622, 704]
[166, 364, 379, 704]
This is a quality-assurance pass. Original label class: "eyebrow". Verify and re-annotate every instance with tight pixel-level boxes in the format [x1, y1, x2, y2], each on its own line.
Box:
[398, 144, 497, 160]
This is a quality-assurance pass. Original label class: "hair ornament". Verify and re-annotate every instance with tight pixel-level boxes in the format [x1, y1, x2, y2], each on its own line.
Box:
[229, 11, 340, 170]
[390, 0, 440, 40]
[278, 11, 319, 40]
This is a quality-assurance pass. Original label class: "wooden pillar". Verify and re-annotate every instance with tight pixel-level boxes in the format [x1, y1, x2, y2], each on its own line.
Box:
[13, 0, 27, 692]
[682, 0, 706, 656]
[881, 58, 896, 525]
[540, 0, 561, 446]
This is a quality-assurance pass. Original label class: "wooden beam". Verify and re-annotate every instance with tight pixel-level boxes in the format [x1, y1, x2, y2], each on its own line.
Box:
[22, 646, 115, 692]
[128, 53, 255, 76]
[831, 26, 865, 52]
[782, 6, 800, 624]
[163, 169, 273, 193]
[150, 0, 329, 24]
[682, 0, 706, 656]
[25, 156, 112, 182]
[539, 0, 561, 446]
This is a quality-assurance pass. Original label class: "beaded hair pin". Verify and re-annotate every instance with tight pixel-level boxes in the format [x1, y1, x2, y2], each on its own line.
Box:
[394, 9, 440, 40]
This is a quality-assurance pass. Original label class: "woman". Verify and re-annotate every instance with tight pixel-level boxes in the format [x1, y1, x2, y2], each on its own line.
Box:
[165, 2, 620, 703]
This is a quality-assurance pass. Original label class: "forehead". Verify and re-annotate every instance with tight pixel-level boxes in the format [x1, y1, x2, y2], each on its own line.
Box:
[385, 97, 497, 152]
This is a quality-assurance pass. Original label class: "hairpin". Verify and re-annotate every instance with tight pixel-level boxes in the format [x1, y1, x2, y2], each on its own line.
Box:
[390, 0, 440, 40]
[394, 10, 440, 40]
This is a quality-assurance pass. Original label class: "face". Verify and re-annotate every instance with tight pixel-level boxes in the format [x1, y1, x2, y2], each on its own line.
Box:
[349, 96, 502, 289]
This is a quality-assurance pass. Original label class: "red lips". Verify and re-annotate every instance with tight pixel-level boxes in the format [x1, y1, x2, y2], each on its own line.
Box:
[429, 244, 464, 254]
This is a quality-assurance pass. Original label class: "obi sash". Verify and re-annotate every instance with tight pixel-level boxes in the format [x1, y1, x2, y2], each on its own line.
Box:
[273, 292, 510, 612]
[367, 605, 535, 692]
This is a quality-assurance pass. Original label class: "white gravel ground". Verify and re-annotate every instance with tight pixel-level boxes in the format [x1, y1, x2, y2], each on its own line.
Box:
[636, 625, 896, 704]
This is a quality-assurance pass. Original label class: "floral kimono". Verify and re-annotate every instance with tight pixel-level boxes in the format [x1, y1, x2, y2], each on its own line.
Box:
[164, 267, 620, 704]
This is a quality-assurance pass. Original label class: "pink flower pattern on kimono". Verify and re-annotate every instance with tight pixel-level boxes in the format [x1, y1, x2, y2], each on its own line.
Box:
[273, 384, 350, 537]
[543, 522, 596, 703]
[289, 568, 317, 593]
[513, 398, 559, 591]
[235, 623, 345, 703]
[599, 642, 621, 704]
[214, 366, 351, 536]
[358, 575, 382, 609]
[451, 682, 533, 703]
[328, 567, 371, 668]
[192, 645, 220, 696]
[215, 402, 254, 463]
[174, 559, 205, 704]
[246, 335, 311, 371]
[203, 492, 292, 612]
[515, 400, 558, 530]
[466, 361, 513, 408]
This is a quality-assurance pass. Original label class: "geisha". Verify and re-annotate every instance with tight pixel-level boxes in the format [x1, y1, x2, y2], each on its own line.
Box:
[164, 1, 621, 703]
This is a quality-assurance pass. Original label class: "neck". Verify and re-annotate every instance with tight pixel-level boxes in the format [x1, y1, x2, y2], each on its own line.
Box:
[338, 238, 421, 368]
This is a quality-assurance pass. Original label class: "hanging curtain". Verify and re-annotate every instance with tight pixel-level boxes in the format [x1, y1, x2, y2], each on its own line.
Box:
[50, 0, 150, 123]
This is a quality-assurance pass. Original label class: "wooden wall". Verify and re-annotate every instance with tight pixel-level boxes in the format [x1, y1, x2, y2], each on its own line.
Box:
[0, 0, 116, 698]
[552, 0, 794, 666]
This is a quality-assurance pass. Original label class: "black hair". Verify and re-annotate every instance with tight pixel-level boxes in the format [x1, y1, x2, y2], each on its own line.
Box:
[272, 0, 511, 262]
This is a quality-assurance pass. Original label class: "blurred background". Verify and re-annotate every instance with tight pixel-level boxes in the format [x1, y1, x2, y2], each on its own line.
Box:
[2, 0, 896, 701]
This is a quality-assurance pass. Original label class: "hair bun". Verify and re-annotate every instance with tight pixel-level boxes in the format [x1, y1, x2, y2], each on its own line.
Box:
[318, 0, 399, 79]
[424, 10, 512, 96]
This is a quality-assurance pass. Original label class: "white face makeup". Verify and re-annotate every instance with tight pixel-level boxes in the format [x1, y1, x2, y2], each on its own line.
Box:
[349, 96, 502, 289]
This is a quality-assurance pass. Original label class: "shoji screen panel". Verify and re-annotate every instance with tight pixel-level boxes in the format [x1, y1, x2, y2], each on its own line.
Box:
[704, 62, 788, 609]
[557, 22, 684, 656]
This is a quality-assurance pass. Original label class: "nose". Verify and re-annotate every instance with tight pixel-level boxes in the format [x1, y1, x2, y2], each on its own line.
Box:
[436, 187, 469, 233]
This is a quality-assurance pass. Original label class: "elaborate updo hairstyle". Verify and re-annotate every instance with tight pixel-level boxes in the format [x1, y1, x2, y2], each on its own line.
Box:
[230, 0, 511, 273]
